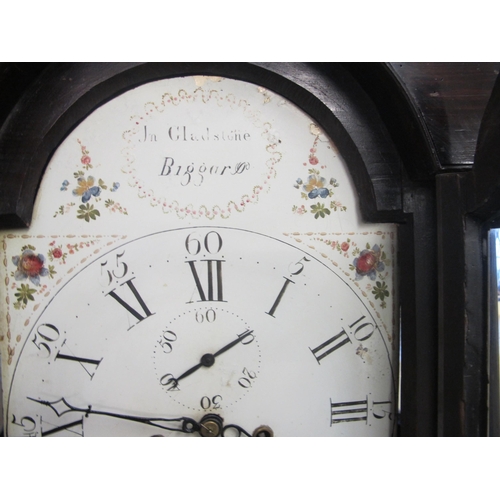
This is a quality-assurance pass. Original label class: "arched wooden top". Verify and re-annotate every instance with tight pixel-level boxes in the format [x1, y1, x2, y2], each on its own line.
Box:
[0, 62, 406, 228]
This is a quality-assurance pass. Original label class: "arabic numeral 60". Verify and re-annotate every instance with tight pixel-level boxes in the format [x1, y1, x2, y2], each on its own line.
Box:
[185, 231, 223, 256]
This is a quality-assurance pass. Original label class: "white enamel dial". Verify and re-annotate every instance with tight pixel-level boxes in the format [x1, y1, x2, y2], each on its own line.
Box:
[1, 74, 398, 437]
[5, 227, 396, 437]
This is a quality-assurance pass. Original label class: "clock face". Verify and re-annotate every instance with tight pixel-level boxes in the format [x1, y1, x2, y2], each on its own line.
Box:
[0, 75, 398, 436]
[5, 227, 395, 436]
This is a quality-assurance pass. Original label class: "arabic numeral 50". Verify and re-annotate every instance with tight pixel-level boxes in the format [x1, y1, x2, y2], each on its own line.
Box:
[158, 330, 177, 354]
[32, 323, 60, 358]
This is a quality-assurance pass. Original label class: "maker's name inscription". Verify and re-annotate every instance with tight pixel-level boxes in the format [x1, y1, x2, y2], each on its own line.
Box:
[140, 125, 251, 143]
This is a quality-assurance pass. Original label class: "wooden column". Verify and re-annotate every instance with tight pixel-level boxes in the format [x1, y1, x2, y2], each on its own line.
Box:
[436, 173, 488, 436]
[399, 184, 439, 436]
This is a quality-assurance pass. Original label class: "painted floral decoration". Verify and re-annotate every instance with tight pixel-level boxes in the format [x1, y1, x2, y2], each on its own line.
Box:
[78, 140, 94, 170]
[372, 281, 390, 302]
[51, 247, 63, 259]
[292, 132, 346, 219]
[73, 176, 101, 203]
[12, 249, 50, 286]
[314, 235, 392, 309]
[341, 241, 350, 252]
[47, 241, 68, 263]
[10, 245, 57, 310]
[14, 284, 38, 308]
[301, 174, 331, 199]
[352, 245, 385, 281]
[54, 140, 128, 222]
[10, 240, 99, 311]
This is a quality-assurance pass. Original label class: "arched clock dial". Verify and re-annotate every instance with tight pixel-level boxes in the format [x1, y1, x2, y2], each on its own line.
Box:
[1, 73, 398, 436]
[5, 227, 395, 437]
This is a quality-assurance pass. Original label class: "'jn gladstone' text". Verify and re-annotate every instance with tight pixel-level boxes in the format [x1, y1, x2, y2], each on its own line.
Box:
[139, 125, 252, 143]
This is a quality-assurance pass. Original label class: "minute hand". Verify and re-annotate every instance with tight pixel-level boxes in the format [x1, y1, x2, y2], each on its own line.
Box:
[213, 329, 254, 357]
[173, 329, 255, 385]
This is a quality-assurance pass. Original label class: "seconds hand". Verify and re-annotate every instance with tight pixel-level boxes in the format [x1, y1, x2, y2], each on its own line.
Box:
[171, 329, 254, 386]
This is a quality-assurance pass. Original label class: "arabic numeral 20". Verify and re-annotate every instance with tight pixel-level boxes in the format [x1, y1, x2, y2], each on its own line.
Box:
[238, 367, 257, 388]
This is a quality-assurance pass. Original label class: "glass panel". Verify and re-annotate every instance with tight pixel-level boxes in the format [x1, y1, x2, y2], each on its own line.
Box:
[489, 229, 500, 436]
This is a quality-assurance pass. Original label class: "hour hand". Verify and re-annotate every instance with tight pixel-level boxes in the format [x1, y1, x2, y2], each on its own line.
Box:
[27, 397, 266, 436]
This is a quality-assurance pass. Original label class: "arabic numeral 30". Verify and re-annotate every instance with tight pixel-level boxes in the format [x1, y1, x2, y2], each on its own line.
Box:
[200, 395, 222, 410]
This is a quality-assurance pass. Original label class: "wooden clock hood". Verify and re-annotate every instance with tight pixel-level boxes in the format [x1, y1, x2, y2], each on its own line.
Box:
[1, 62, 500, 436]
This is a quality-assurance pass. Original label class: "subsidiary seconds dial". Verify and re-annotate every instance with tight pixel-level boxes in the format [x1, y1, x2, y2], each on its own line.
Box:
[6, 227, 396, 436]
[153, 306, 260, 411]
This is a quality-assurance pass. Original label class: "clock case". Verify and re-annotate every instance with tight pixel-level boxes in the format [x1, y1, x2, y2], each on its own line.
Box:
[1, 62, 499, 436]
